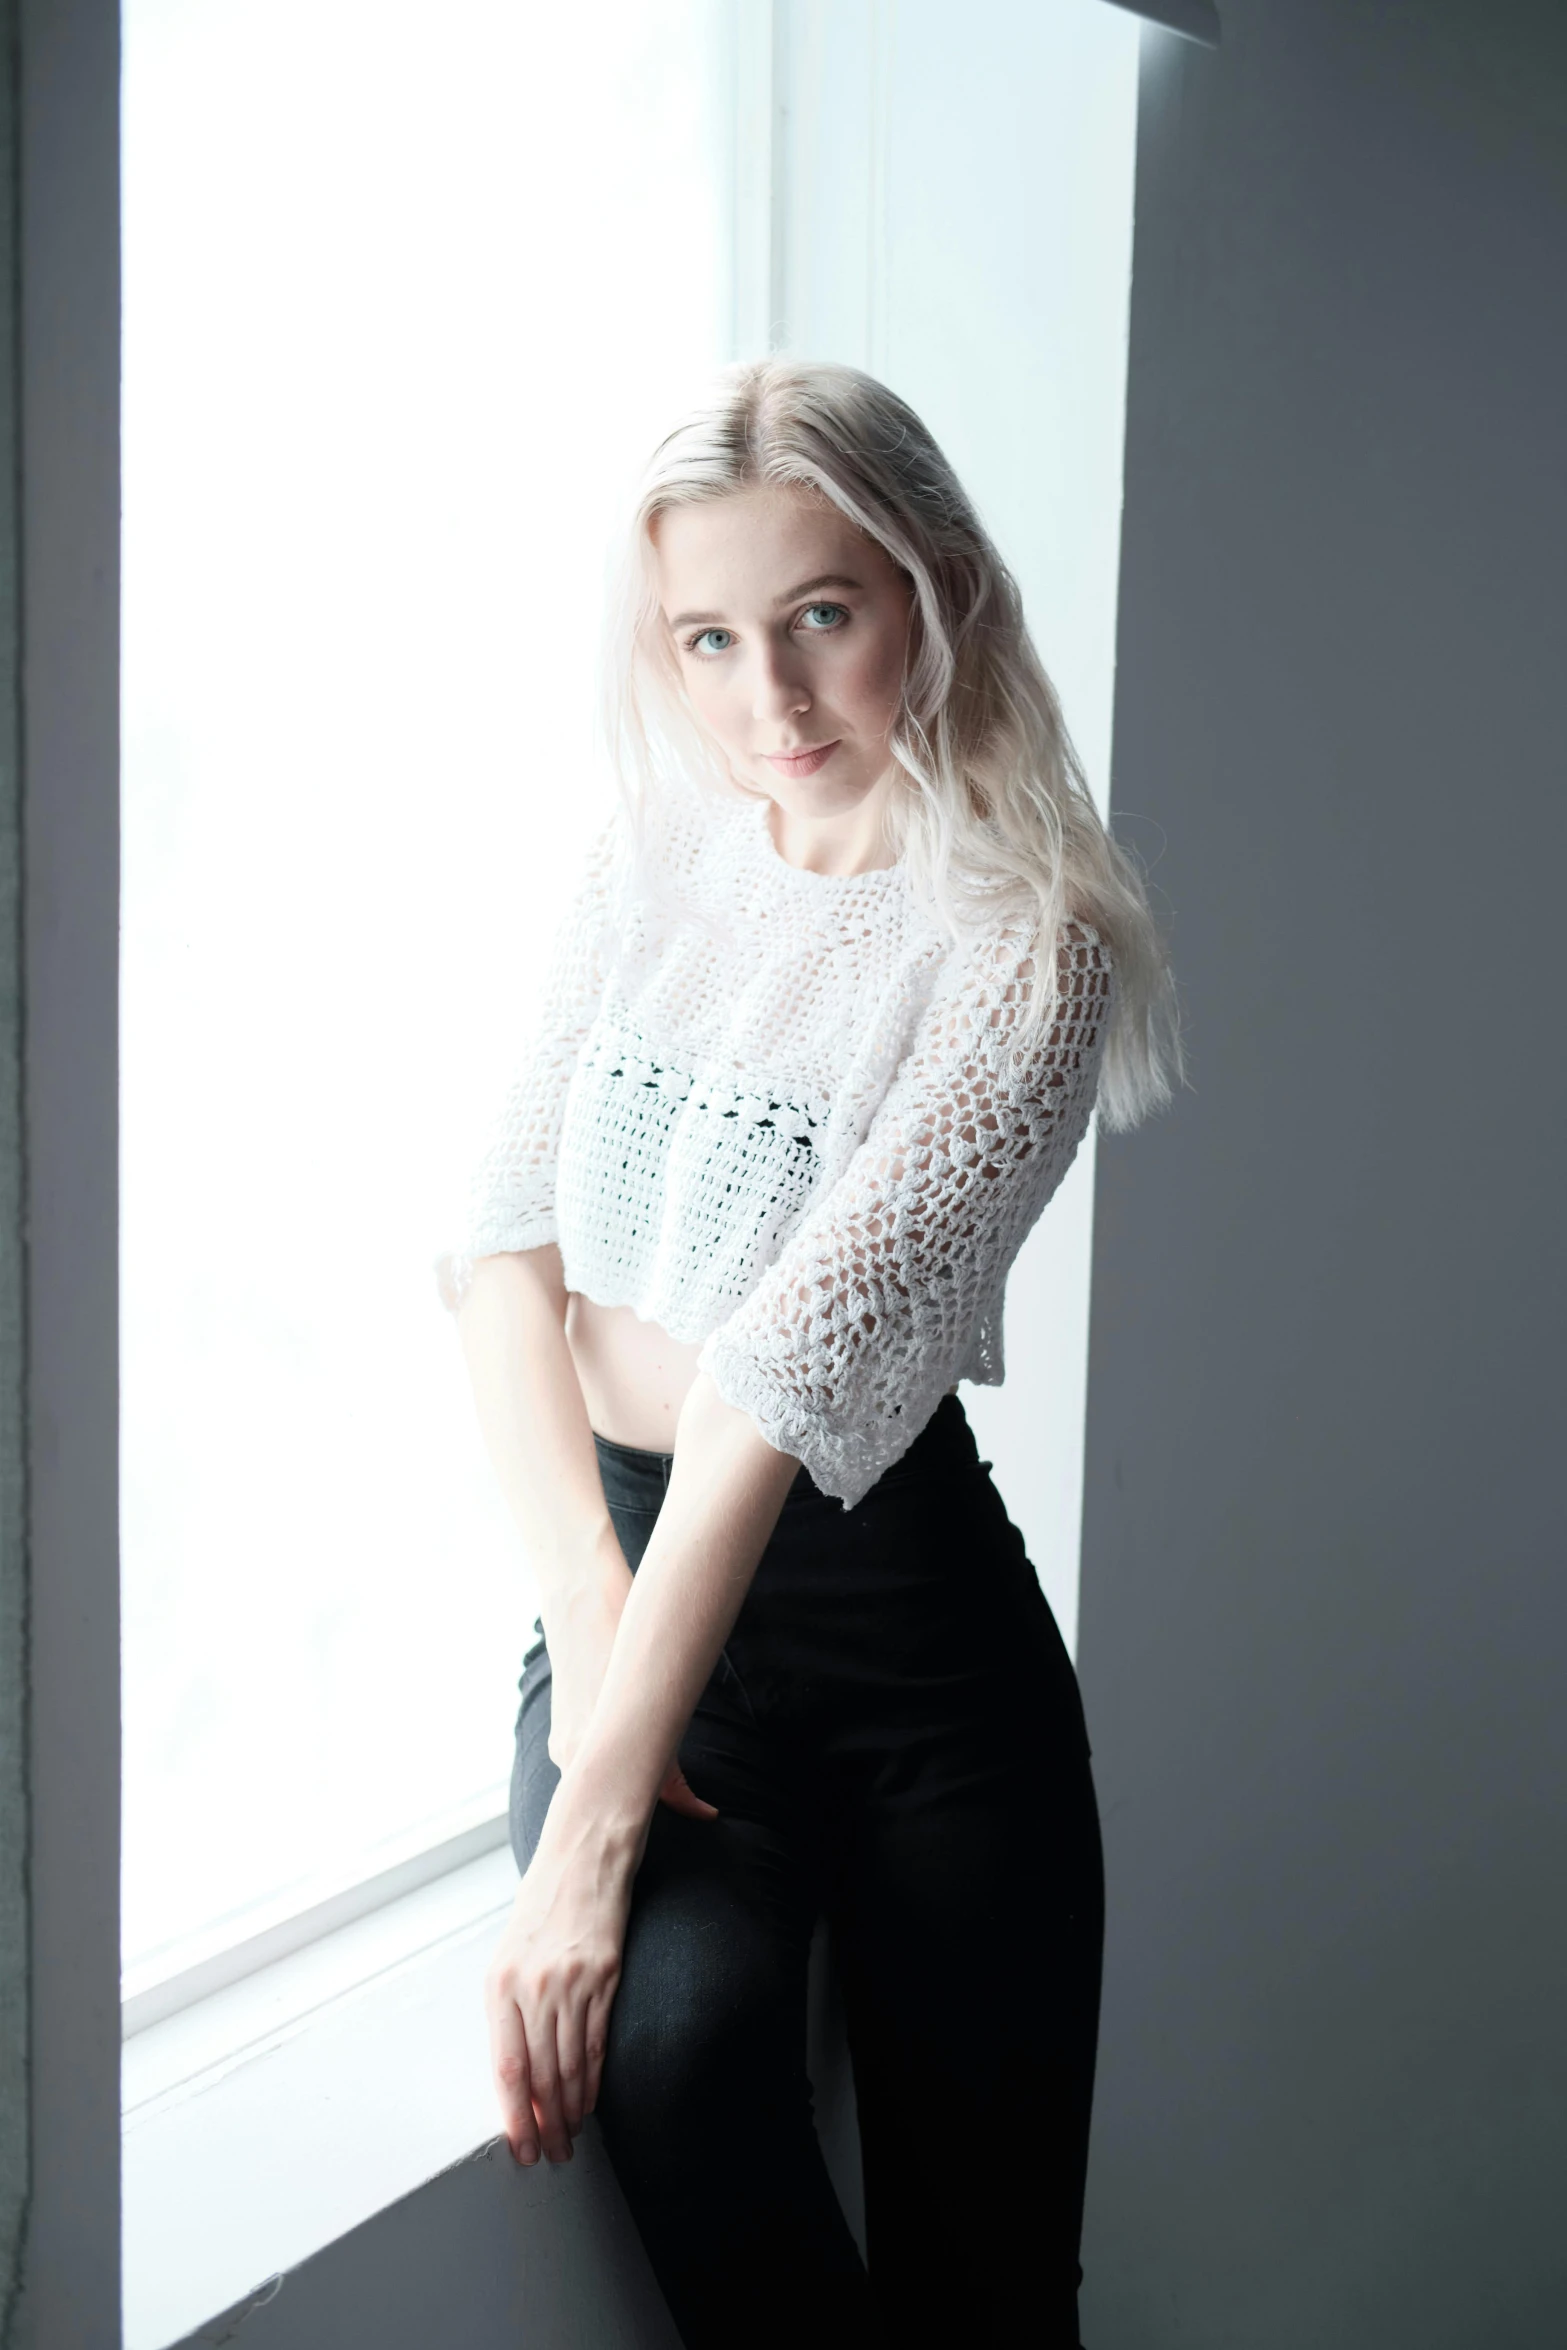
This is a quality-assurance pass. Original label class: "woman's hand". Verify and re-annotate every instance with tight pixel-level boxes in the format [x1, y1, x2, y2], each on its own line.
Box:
[543, 1550, 717, 1823]
[484, 1792, 642, 2165]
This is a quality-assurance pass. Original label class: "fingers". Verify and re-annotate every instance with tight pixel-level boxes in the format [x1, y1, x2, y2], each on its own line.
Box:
[557, 1969, 621, 2134]
[658, 1761, 720, 1821]
[489, 1980, 574, 2165]
[555, 2005, 586, 2143]
[548, 1955, 624, 2142]
[526, 2006, 573, 2165]
[486, 1984, 540, 2168]
[486, 1968, 577, 2167]
[582, 1985, 614, 2120]
[529, 1971, 623, 2150]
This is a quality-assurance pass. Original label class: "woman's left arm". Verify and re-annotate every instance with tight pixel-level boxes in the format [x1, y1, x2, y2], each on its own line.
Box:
[484, 1368, 801, 2167]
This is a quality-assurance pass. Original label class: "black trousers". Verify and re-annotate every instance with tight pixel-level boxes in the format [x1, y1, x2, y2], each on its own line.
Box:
[509, 1391, 1104, 2349]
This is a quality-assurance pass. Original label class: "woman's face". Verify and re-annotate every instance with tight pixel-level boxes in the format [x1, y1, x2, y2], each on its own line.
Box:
[651, 482, 914, 830]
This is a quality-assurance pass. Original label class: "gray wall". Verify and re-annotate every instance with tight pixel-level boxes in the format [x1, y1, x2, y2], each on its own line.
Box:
[0, 0, 122, 2343]
[1077, 3, 1567, 2343]
[0, 0, 29, 2320]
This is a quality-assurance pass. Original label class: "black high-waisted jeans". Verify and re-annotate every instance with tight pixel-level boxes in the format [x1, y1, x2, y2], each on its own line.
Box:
[509, 1391, 1104, 2350]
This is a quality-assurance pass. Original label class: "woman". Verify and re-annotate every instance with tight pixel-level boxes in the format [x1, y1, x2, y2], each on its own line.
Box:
[441, 357, 1180, 2348]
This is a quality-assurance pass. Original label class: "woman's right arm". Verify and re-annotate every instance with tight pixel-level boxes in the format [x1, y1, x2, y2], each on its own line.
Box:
[455, 1244, 715, 1820]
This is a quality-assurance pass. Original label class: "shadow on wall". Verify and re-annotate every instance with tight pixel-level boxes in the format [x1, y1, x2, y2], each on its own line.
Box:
[169, 2136, 680, 2350]
[167, 1920, 861, 2350]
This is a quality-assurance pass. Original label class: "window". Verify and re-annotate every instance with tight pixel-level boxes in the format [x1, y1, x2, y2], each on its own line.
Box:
[120, 0, 740, 1995]
[121, 0, 1140, 2012]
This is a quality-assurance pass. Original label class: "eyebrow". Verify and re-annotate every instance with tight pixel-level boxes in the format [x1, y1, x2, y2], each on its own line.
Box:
[666, 573, 865, 634]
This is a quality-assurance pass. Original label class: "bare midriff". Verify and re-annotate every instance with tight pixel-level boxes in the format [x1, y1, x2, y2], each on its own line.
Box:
[565, 1292, 706, 1452]
[564, 1289, 957, 1456]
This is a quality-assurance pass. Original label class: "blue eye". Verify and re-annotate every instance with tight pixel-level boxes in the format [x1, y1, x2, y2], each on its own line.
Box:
[688, 627, 734, 656]
[800, 603, 847, 631]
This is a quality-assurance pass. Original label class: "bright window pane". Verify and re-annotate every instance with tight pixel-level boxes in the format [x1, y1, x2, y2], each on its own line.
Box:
[121, 0, 731, 1981]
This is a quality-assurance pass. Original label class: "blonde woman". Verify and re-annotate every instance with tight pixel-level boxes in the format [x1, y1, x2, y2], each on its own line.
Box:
[443, 358, 1180, 2349]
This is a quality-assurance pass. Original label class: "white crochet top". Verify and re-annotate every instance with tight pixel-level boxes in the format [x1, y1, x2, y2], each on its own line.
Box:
[439, 786, 1114, 1510]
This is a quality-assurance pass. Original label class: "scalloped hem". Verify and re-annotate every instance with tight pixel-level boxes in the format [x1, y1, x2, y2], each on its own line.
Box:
[434, 1219, 560, 1313]
[695, 1330, 943, 1513]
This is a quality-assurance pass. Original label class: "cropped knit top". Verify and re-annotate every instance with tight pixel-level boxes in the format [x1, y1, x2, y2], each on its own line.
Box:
[439, 786, 1114, 1510]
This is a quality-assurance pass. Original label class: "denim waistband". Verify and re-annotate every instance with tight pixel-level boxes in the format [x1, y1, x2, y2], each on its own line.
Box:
[591, 1388, 981, 1512]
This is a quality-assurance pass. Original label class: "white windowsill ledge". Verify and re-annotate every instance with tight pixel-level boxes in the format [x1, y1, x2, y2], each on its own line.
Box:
[122, 1843, 519, 2350]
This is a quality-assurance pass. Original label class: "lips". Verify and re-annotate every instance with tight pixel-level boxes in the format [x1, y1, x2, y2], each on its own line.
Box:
[763, 741, 840, 779]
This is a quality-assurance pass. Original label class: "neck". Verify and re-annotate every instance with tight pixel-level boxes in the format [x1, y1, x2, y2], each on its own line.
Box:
[765, 783, 898, 878]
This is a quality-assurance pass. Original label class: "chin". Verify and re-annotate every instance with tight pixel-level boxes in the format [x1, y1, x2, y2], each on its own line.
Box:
[764, 773, 876, 817]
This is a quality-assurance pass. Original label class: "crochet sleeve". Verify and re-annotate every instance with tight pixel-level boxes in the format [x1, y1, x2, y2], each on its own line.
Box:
[436, 806, 625, 1311]
[694, 916, 1114, 1509]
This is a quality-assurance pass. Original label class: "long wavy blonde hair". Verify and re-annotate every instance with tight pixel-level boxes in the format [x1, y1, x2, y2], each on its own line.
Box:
[602, 356, 1182, 1132]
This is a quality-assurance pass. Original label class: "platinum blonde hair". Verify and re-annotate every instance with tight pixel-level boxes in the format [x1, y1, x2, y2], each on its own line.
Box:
[603, 356, 1182, 1131]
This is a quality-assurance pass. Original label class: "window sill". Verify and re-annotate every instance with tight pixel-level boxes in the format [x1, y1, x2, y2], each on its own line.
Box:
[122, 1842, 518, 2350]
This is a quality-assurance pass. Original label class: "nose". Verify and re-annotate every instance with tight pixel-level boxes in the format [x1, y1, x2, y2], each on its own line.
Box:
[751, 636, 812, 727]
